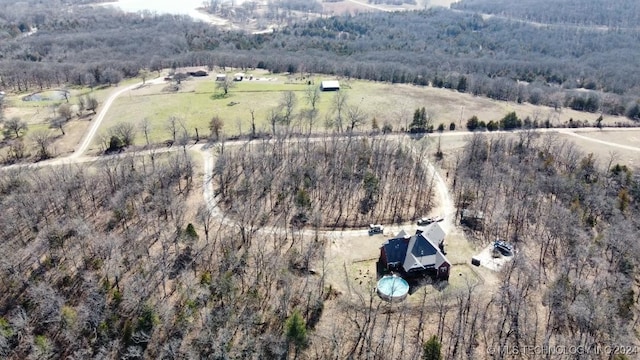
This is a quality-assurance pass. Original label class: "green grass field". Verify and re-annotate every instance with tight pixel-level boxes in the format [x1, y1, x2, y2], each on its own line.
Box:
[98, 77, 349, 145]
[95, 72, 635, 146]
[1, 80, 143, 158]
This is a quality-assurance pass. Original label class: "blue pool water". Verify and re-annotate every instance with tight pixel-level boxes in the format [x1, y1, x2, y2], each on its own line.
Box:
[377, 275, 409, 300]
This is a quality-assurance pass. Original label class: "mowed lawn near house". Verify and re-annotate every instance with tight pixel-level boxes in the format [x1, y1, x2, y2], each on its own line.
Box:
[96, 71, 634, 147]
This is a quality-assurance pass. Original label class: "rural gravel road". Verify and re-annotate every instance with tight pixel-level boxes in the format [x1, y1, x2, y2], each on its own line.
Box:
[2, 76, 640, 242]
[71, 77, 165, 159]
[559, 130, 640, 153]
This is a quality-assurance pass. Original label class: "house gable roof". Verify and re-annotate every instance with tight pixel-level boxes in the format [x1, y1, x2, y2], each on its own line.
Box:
[419, 222, 446, 245]
[411, 235, 437, 258]
[403, 233, 438, 272]
[381, 223, 450, 273]
[382, 238, 408, 265]
[402, 223, 449, 272]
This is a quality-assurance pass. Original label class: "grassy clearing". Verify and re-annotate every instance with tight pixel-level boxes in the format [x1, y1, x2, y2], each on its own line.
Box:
[444, 264, 485, 291]
[98, 75, 341, 145]
[97, 72, 635, 146]
[1, 80, 145, 161]
[576, 129, 640, 148]
[4, 77, 143, 125]
[560, 131, 640, 169]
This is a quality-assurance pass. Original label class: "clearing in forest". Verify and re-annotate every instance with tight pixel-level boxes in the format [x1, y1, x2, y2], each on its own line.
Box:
[95, 70, 633, 148]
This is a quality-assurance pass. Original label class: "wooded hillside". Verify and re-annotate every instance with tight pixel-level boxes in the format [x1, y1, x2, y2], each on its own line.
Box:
[216, 138, 434, 229]
[0, 152, 330, 358]
[449, 132, 640, 356]
[2, 0, 640, 120]
[453, 0, 640, 28]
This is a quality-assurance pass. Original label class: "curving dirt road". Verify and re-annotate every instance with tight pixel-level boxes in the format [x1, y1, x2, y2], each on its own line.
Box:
[193, 134, 461, 248]
[2, 75, 640, 251]
[71, 77, 165, 159]
[559, 130, 640, 153]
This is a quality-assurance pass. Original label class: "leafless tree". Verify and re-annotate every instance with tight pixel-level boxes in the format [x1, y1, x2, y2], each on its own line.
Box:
[209, 115, 224, 141]
[111, 122, 137, 146]
[30, 129, 53, 159]
[84, 95, 99, 114]
[139, 68, 151, 84]
[50, 116, 68, 135]
[6, 139, 27, 162]
[216, 75, 235, 96]
[177, 125, 190, 153]
[346, 104, 367, 133]
[279, 91, 297, 132]
[196, 204, 213, 245]
[332, 91, 348, 132]
[140, 118, 152, 147]
[267, 108, 281, 136]
[173, 72, 189, 85]
[77, 96, 86, 116]
[167, 116, 181, 143]
[58, 103, 74, 121]
[302, 108, 318, 135]
[305, 84, 321, 111]
[249, 108, 256, 138]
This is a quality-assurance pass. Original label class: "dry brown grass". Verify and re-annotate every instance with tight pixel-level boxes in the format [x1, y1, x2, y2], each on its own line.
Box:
[559, 130, 640, 168]
[361, 81, 632, 130]
[1, 80, 140, 161]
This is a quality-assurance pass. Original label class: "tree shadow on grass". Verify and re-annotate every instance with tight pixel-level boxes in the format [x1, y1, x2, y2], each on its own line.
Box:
[210, 93, 229, 100]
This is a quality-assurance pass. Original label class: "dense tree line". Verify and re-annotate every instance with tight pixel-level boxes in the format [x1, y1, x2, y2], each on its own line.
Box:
[449, 132, 640, 357]
[2, 1, 640, 120]
[453, 0, 640, 29]
[215, 137, 434, 229]
[270, 9, 640, 111]
[0, 151, 334, 358]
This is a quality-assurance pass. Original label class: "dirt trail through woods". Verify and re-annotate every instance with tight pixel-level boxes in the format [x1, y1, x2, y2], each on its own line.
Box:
[2, 76, 640, 292]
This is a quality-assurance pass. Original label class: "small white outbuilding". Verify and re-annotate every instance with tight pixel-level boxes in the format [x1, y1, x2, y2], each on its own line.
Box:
[320, 80, 340, 91]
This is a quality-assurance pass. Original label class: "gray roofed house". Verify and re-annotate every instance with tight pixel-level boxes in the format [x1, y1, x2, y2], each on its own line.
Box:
[378, 222, 450, 281]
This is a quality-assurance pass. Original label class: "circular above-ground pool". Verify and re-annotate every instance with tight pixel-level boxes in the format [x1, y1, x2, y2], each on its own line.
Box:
[376, 275, 409, 302]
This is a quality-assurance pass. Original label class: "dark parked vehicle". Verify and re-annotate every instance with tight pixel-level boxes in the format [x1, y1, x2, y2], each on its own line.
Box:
[369, 224, 384, 235]
[494, 240, 514, 256]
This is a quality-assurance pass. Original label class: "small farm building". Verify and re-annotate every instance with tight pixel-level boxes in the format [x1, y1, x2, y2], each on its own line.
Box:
[320, 80, 340, 91]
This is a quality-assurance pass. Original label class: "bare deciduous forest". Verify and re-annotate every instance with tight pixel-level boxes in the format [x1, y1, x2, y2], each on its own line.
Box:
[450, 133, 640, 357]
[215, 138, 434, 229]
[1, 0, 640, 359]
[453, 0, 640, 28]
[2, 0, 640, 119]
[0, 152, 329, 358]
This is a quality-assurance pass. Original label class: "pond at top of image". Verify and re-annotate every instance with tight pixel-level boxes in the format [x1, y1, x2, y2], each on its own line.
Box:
[103, 0, 212, 21]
